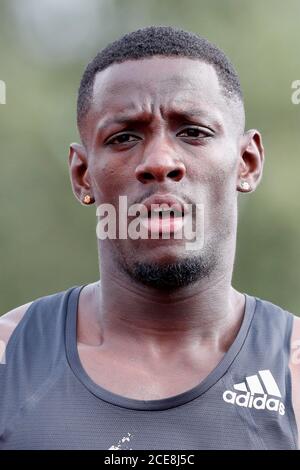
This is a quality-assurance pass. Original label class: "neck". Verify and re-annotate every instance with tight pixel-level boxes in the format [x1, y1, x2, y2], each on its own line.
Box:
[92, 255, 245, 357]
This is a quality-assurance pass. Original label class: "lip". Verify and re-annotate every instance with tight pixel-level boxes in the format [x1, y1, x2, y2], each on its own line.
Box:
[137, 194, 189, 236]
[139, 194, 189, 217]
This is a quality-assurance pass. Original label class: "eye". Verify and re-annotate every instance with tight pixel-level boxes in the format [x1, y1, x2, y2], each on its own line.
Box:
[105, 133, 141, 145]
[177, 126, 213, 139]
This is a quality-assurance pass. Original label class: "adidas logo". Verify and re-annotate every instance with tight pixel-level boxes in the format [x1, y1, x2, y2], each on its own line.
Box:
[223, 370, 285, 415]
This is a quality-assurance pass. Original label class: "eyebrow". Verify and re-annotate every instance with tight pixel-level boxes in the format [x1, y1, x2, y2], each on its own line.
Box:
[97, 114, 151, 131]
[96, 108, 222, 133]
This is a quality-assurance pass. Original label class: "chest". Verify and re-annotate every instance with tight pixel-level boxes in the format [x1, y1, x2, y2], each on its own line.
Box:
[77, 343, 219, 400]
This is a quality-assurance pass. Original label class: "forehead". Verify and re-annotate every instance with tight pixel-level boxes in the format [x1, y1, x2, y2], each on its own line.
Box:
[90, 57, 226, 118]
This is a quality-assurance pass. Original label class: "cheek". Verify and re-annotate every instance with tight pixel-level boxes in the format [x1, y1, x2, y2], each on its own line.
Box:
[191, 146, 238, 223]
[208, 160, 238, 211]
[189, 142, 238, 193]
[88, 156, 132, 204]
[209, 168, 238, 235]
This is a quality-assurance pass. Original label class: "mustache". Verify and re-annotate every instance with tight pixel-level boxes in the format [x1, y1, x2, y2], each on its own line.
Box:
[131, 189, 195, 207]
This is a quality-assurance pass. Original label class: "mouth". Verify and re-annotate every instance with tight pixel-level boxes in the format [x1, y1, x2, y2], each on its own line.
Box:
[148, 205, 184, 220]
[139, 194, 189, 236]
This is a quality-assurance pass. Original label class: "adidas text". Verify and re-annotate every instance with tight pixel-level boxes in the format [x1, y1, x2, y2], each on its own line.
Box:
[223, 391, 285, 415]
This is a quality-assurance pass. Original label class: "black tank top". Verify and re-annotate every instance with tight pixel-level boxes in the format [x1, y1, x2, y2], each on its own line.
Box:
[0, 285, 298, 449]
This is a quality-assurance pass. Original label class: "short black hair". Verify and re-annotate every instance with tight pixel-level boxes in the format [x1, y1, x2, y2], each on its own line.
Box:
[77, 25, 243, 129]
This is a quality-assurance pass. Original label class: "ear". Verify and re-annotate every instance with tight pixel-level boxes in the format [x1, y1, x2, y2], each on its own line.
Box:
[237, 129, 265, 193]
[68, 143, 95, 205]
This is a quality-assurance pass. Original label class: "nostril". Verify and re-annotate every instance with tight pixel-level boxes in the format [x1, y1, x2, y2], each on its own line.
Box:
[143, 172, 155, 181]
[168, 169, 182, 180]
[136, 163, 186, 183]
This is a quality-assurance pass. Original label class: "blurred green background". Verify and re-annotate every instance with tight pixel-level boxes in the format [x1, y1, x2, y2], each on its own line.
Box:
[0, 0, 300, 314]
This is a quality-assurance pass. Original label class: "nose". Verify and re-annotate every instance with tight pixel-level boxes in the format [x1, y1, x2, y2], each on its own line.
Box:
[135, 142, 186, 184]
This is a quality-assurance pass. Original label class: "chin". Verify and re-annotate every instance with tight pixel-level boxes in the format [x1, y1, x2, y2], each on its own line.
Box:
[121, 248, 217, 291]
[136, 244, 187, 265]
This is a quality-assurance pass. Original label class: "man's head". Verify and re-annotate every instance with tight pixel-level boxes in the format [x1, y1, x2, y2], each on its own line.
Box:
[77, 26, 244, 136]
[69, 26, 264, 290]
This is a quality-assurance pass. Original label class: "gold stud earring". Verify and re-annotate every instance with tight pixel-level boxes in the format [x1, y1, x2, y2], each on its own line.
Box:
[240, 180, 250, 191]
[83, 194, 93, 205]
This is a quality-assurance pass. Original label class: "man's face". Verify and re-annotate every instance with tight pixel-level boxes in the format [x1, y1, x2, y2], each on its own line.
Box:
[76, 57, 250, 285]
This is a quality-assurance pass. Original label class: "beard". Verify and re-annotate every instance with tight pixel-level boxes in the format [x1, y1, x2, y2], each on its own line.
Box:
[122, 251, 218, 291]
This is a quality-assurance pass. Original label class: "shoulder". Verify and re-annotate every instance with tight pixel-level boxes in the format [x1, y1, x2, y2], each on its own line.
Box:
[290, 315, 300, 376]
[0, 284, 85, 347]
[251, 295, 295, 343]
[290, 314, 300, 372]
[0, 302, 33, 346]
[250, 300, 300, 447]
[291, 314, 300, 343]
[289, 315, 300, 447]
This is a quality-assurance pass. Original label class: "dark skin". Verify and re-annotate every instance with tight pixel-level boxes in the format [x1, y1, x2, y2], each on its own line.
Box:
[68, 57, 264, 400]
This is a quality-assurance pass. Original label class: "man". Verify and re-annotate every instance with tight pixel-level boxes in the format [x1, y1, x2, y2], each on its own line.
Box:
[0, 26, 299, 450]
